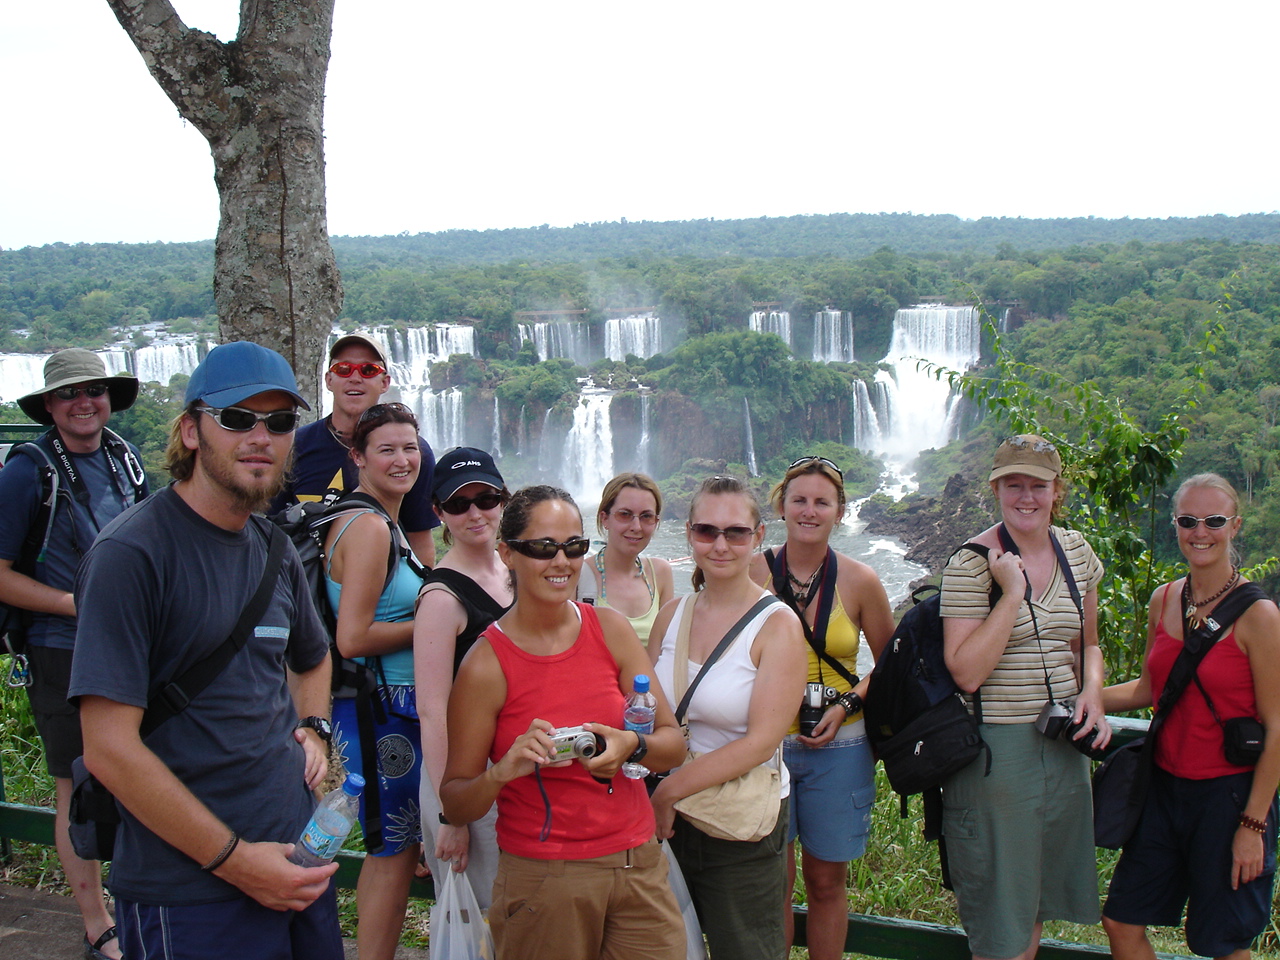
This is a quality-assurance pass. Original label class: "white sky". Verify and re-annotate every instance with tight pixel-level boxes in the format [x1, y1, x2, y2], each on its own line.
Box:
[3, 0, 1278, 249]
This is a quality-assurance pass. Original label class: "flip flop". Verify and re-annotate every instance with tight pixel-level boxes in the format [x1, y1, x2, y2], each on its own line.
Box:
[84, 924, 120, 960]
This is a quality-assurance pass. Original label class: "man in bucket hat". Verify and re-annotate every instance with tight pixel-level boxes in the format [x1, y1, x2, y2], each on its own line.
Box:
[0, 349, 147, 960]
[70, 341, 342, 960]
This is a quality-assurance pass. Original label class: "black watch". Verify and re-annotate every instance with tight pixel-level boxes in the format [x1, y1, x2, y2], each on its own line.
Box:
[838, 692, 864, 717]
[626, 731, 648, 765]
[296, 716, 333, 743]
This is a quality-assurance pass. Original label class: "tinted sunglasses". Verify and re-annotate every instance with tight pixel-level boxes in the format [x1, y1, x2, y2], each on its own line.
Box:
[439, 492, 505, 515]
[1173, 514, 1237, 529]
[358, 401, 413, 423]
[503, 537, 591, 560]
[689, 522, 756, 545]
[329, 360, 386, 379]
[609, 508, 659, 526]
[53, 383, 109, 401]
[196, 405, 300, 435]
[789, 455, 843, 479]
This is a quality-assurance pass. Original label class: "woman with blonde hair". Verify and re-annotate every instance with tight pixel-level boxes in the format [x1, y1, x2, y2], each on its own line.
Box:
[1102, 473, 1280, 960]
[583, 472, 674, 646]
[650, 475, 808, 960]
[750, 455, 895, 960]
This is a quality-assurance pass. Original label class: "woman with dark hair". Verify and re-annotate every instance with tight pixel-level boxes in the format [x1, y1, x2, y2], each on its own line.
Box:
[439, 485, 688, 960]
[1102, 473, 1280, 960]
[323, 402, 426, 960]
[750, 456, 894, 960]
[414, 446, 512, 905]
[583, 472, 674, 646]
[940, 435, 1110, 960]
[650, 475, 807, 960]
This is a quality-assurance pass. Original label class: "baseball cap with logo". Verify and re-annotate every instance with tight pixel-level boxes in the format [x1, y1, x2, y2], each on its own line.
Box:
[431, 446, 504, 501]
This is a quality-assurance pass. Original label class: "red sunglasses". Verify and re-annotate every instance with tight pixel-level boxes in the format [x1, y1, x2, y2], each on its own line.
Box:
[329, 360, 386, 379]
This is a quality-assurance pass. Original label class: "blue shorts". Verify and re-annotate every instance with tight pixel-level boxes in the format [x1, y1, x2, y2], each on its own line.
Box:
[116, 883, 342, 960]
[783, 730, 875, 863]
[1104, 767, 1278, 957]
[332, 685, 423, 856]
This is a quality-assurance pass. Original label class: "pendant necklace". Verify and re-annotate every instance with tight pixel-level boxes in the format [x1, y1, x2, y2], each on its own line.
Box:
[787, 558, 825, 607]
[1184, 566, 1240, 627]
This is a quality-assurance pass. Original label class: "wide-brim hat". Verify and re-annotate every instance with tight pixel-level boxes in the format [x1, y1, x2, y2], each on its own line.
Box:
[989, 434, 1062, 482]
[17, 349, 139, 425]
[432, 446, 505, 501]
[329, 333, 387, 366]
[185, 341, 310, 410]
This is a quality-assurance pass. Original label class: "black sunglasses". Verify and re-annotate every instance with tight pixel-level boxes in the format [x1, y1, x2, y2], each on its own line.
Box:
[503, 537, 591, 560]
[53, 383, 109, 401]
[689, 522, 756, 545]
[439, 492, 505, 515]
[196, 405, 300, 435]
[789, 456, 844, 479]
[1173, 514, 1237, 529]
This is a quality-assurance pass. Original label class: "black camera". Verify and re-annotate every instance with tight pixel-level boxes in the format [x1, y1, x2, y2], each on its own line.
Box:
[799, 683, 839, 738]
[1035, 700, 1106, 760]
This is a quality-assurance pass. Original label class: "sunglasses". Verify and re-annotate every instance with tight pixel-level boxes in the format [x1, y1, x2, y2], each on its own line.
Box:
[52, 383, 109, 401]
[503, 537, 591, 560]
[1005, 435, 1057, 453]
[1173, 514, 1237, 529]
[358, 401, 413, 422]
[789, 456, 844, 479]
[609, 508, 659, 526]
[329, 360, 386, 379]
[439, 492, 505, 515]
[196, 405, 300, 435]
[689, 523, 756, 545]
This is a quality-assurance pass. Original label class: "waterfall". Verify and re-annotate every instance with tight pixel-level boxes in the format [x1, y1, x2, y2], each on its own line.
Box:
[812, 310, 855, 363]
[638, 393, 652, 476]
[604, 314, 663, 361]
[562, 390, 614, 506]
[134, 341, 201, 387]
[743, 398, 758, 477]
[491, 395, 502, 459]
[517, 321, 593, 365]
[857, 305, 980, 465]
[850, 380, 885, 452]
[0, 342, 198, 402]
[748, 310, 791, 348]
[516, 405, 528, 459]
[417, 387, 466, 452]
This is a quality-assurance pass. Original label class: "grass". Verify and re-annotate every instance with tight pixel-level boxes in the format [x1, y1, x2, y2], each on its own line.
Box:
[5, 678, 1279, 957]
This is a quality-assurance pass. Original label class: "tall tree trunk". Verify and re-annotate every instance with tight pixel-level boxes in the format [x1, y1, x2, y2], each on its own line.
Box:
[105, 0, 340, 412]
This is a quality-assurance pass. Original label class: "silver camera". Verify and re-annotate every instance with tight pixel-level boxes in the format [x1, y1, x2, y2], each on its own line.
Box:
[799, 683, 839, 738]
[1035, 699, 1105, 759]
[547, 725, 605, 761]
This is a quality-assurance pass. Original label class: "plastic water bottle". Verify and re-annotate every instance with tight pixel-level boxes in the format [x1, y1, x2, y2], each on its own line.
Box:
[622, 674, 657, 779]
[288, 773, 365, 866]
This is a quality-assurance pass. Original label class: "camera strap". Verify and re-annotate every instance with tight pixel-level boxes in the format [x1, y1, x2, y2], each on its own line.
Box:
[767, 546, 856, 690]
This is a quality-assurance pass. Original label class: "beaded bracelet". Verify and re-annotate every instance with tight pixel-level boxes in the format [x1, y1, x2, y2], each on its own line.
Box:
[1238, 814, 1267, 835]
[837, 691, 863, 716]
[201, 831, 239, 872]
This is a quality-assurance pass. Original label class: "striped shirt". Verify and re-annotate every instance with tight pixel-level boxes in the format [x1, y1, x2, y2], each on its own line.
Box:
[940, 527, 1103, 724]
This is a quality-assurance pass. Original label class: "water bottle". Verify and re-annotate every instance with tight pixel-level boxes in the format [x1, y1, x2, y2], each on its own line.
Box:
[288, 773, 365, 866]
[622, 674, 656, 779]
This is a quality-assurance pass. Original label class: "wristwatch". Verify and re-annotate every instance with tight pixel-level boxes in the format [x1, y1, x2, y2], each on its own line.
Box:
[295, 716, 333, 743]
[837, 691, 864, 717]
[626, 731, 648, 765]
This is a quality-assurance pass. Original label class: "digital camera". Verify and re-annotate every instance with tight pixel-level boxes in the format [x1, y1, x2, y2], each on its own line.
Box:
[547, 725, 606, 761]
[799, 683, 839, 738]
[1035, 699, 1105, 759]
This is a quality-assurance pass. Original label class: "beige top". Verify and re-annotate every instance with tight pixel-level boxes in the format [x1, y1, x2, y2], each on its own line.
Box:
[940, 527, 1103, 724]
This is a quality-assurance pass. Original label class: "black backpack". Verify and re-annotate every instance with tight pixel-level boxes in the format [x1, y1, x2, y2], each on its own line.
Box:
[864, 543, 996, 885]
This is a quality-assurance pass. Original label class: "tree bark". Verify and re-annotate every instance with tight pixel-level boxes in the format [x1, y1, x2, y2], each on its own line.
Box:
[105, 0, 340, 412]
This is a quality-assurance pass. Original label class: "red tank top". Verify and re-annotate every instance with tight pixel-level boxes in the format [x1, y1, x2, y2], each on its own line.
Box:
[1148, 584, 1260, 779]
[485, 602, 654, 858]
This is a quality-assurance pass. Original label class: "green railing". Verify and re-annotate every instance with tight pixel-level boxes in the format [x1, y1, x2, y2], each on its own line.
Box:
[0, 717, 1186, 957]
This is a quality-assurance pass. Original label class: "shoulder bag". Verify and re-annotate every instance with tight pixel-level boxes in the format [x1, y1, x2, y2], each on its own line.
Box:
[668, 593, 786, 842]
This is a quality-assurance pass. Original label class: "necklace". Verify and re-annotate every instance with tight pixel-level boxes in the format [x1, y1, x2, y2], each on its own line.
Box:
[1184, 566, 1240, 625]
[596, 551, 653, 607]
[786, 558, 825, 607]
[326, 416, 352, 449]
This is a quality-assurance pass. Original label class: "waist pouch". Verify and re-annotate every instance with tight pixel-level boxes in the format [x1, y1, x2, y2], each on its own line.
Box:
[1224, 716, 1265, 767]
[68, 755, 122, 862]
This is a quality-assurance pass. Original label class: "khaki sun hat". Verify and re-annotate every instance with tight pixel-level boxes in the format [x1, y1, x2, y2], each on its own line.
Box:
[17, 349, 139, 426]
[989, 434, 1062, 482]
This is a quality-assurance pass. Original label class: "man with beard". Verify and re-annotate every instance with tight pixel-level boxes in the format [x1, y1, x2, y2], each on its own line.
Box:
[69, 342, 344, 960]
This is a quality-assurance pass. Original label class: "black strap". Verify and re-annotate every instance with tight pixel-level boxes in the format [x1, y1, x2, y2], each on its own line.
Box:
[951, 542, 995, 724]
[674, 595, 779, 724]
[140, 524, 287, 738]
[767, 547, 856, 689]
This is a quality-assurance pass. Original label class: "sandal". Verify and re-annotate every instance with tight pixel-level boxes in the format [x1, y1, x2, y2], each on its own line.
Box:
[84, 924, 120, 960]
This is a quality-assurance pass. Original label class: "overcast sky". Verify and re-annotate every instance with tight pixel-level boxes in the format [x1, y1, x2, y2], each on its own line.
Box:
[3, 0, 1277, 250]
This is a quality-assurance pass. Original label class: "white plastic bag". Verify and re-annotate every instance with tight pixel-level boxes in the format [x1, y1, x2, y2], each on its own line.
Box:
[429, 868, 494, 960]
[663, 841, 708, 960]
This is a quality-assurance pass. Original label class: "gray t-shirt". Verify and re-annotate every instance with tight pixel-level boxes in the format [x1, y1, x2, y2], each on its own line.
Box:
[69, 486, 328, 905]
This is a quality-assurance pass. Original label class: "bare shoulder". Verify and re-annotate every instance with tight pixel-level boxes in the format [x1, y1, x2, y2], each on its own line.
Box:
[1235, 590, 1280, 654]
[748, 552, 772, 589]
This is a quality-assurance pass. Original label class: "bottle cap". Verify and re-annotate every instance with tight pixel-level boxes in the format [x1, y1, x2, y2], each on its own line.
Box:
[633, 674, 650, 693]
[343, 773, 366, 796]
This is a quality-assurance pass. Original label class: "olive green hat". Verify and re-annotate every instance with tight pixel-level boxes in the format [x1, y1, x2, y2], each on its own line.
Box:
[17, 349, 139, 425]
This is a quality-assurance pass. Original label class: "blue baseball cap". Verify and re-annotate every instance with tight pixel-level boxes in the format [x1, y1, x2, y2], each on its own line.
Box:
[185, 341, 311, 410]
